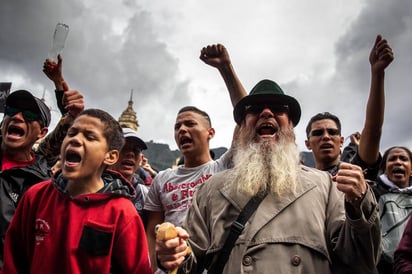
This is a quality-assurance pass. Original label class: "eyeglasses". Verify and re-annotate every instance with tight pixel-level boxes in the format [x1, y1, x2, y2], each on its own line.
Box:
[245, 104, 289, 115]
[310, 128, 340, 137]
[4, 106, 40, 122]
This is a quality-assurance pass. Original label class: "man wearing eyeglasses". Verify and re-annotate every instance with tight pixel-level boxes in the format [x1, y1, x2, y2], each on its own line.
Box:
[305, 35, 393, 180]
[155, 79, 380, 274]
[304, 112, 346, 175]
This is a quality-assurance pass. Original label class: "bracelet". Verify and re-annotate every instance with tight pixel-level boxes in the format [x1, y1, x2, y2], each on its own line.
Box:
[348, 190, 366, 204]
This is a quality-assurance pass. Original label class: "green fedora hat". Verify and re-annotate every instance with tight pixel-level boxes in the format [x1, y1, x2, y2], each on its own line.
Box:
[233, 79, 301, 127]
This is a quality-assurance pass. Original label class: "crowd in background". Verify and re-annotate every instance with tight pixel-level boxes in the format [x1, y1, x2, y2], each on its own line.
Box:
[0, 34, 411, 274]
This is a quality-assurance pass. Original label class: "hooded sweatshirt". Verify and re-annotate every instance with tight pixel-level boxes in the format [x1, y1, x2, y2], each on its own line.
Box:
[2, 170, 151, 274]
[372, 174, 412, 201]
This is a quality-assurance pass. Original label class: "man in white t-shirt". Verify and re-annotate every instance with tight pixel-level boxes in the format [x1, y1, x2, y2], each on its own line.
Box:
[145, 44, 247, 273]
[144, 106, 232, 273]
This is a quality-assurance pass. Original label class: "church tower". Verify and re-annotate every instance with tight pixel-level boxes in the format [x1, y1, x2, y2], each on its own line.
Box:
[118, 89, 139, 131]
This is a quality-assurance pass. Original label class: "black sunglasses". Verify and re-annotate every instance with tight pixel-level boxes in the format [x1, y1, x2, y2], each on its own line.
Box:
[245, 104, 289, 115]
[310, 128, 340, 137]
[5, 105, 40, 122]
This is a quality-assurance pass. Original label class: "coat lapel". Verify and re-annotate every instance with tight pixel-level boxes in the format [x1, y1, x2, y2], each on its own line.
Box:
[219, 166, 319, 242]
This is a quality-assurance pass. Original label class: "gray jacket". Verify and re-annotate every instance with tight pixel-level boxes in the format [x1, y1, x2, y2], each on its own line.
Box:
[182, 165, 380, 274]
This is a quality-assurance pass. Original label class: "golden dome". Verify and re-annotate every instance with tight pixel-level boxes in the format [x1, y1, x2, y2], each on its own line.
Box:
[118, 89, 139, 131]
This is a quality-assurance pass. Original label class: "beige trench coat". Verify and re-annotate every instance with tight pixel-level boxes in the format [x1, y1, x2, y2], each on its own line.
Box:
[182, 165, 380, 274]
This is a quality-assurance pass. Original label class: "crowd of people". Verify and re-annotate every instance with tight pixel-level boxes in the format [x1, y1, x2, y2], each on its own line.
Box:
[0, 34, 411, 274]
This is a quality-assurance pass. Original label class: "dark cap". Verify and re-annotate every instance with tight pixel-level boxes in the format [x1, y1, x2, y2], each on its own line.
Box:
[122, 127, 147, 150]
[233, 79, 301, 127]
[5, 90, 51, 127]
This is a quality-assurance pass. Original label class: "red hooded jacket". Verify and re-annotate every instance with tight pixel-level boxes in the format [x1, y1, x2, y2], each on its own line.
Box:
[2, 170, 151, 274]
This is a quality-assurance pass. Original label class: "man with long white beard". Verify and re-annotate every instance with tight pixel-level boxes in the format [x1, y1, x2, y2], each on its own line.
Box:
[155, 79, 380, 274]
[233, 124, 300, 197]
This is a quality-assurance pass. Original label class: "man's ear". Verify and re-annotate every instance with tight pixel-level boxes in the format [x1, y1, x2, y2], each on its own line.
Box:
[305, 139, 312, 150]
[104, 150, 119, 166]
[207, 127, 215, 140]
[339, 136, 344, 148]
[38, 128, 49, 139]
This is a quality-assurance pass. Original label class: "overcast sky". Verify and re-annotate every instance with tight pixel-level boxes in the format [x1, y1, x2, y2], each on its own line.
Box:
[1, 0, 411, 153]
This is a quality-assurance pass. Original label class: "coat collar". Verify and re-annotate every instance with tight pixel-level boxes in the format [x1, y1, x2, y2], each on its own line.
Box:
[218, 165, 319, 238]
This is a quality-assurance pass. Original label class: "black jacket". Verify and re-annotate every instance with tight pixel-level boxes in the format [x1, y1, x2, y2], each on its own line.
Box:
[0, 151, 51, 266]
[0, 113, 74, 268]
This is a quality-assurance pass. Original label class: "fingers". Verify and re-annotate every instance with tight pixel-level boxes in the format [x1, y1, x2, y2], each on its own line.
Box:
[65, 102, 84, 113]
[175, 226, 190, 239]
[43, 59, 57, 74]
[155, 236, 188, 254]
[349, 132, 361, 144]
[42, 57, 64, 85]
[373, 34, 382, 49]
[63, 90, 84, 117]
[376, 40, 393, 60]
[155, 227, 190, 271]
[63, 90, 83, 103]
[334, 162, 367, 201]
[156, 247, 186, 271]
[374, 35, 394, 63]
[199, 44, 225, 61]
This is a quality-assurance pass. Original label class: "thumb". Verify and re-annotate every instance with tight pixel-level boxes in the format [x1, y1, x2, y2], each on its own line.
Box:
[199, 53, 207, 63]
[62, 81, 69, 91]
[57, 54, 63, 65]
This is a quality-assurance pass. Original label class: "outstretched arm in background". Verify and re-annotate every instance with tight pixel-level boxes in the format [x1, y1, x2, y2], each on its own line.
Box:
[43, 54, 66, 114]
[200, 44, 247, 107]
[37, 54, 84, 165]
[42, 54, 84, 119]
[358, 35, 394, 165]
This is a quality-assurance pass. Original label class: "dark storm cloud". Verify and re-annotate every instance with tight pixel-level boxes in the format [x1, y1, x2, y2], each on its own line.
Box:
[1, 0, 411, 152]
[0, 0, 84, 78]
[332, 0, 412, 151]
[0, 0, 192, 147]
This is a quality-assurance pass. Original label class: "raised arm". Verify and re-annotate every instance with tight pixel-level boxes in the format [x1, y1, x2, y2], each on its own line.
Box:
[37, 55, 84, 165]
[43, 54, 66, 114]
[358, 35, 394, 165]
[36, 91, 83, 166]
[200, 44, 247, 107]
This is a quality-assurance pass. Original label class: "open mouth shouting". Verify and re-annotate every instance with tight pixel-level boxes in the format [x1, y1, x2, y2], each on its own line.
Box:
[319, 143, 334, 150]
[64, 149, 82, 169]
[257, 122, 277, 137]
[179, 136, 193, 149]
[391, 167, 406, 178]
[121, 159, 135, 167]
[6, 124, 26, 140]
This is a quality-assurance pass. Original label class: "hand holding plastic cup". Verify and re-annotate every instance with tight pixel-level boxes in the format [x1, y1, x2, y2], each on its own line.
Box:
[47, 23, 69, 63]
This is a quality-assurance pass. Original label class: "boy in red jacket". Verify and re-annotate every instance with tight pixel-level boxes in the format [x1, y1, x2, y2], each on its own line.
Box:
[2, 109, 151, 274]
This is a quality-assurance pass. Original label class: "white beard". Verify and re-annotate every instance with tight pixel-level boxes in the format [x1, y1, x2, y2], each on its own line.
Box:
[230, 126, 300, 197]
